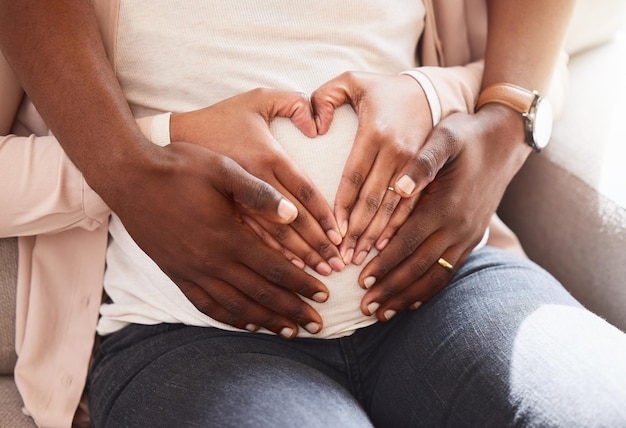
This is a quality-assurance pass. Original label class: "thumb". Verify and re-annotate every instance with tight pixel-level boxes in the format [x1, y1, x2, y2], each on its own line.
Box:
[222, 155, 299, 224]
[392, 122, 461, 197]
[266, 90, 317, 138]
[310, 73, 353, 135]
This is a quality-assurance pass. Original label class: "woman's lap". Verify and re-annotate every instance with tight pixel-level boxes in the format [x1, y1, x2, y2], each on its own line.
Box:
[88, 247, 626, 427]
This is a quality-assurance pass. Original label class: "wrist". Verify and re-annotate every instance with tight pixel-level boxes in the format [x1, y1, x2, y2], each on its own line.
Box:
[475, 103, 533, 170]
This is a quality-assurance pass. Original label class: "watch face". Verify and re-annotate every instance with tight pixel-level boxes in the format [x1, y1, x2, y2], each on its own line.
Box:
[531, 97, 553, 150]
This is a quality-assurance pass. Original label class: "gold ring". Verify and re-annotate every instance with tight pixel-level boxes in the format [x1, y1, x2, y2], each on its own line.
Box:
[437, 257, 454, 272]
[387, 186, 395, 192]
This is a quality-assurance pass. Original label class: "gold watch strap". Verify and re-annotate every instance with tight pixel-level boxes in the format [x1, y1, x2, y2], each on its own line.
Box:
[475, 83, 535, 113]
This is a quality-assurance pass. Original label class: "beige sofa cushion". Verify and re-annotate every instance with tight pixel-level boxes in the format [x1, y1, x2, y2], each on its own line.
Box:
[0, 237, 18, 375]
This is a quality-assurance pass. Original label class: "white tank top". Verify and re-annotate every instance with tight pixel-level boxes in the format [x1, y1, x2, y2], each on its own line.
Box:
[98, 0, 427, 338]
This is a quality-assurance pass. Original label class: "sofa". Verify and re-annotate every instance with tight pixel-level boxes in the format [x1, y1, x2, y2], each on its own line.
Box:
[1, 3, 625, 426]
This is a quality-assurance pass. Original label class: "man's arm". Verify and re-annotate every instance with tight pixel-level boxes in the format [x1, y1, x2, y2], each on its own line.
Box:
[0, 0, 329, 338]
[355, 0, 576, 319]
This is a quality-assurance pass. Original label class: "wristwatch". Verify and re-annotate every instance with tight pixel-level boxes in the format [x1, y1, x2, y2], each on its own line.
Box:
[475, 83, 553, 152]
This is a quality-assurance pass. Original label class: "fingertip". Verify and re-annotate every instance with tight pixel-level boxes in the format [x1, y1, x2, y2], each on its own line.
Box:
[395, 174, 416, 197]
[277, 198, 298, 222]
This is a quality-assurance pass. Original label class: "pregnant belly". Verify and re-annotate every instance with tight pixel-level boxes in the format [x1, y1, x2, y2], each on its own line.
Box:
[270, 105, 379, 338]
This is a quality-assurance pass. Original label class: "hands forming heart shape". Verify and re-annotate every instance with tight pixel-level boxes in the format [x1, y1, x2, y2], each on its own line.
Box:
[155, 70, 524, 337]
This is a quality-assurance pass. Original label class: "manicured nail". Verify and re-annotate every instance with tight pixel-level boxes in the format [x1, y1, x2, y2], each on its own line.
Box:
[363, 276, 376, 289]
[376, 238, 389, 251]
[411, 301, 422, 310]
[339, 220, 348, 237]
[328, 256, 345, 272]
[278, 199, 298, 221]
[280, 327, 295, 339]
[245, 324, 258, 332]
[367, 302, 380, 315]
[327, 229, 343, 246]
[291, 258, 305, 269]
[315, 262, 332, 276]
[353, 250, 368, 266]
[305, 322, 322, 334]
[341, 248, 354, 265]
[383, 309, 397, 321]
[312, 291, 328, 303]
[396, 175, 416, 195]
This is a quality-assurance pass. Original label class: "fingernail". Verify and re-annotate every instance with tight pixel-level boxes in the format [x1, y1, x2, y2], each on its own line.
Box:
[341, 248, 354, 265]
[328, 256, 345, 272]
[376, 238, 389, 251]
[339, 220, 348, 237]
[411, 301, 422, 310]
[315, 262, 332, 276]
[367, 302, 380, 316]
[383, 309, 397, 321]
[278, 199, 298, 221]
[363, 276, 376, 289]
[245, 324, 258, 332]
[327, 229, 342, 246]
[353, 250, 368, 266]
[312, 291, 328, 303]
[305, 322, 322, 334]
[396, 175, 416, 195]
[280, 327, 295, 339]
[291, 258, 305, 269]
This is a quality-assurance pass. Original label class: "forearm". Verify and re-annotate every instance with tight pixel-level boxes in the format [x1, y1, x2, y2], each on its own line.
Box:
[0, 0, 152, 204]
[483, 0, 575, 92]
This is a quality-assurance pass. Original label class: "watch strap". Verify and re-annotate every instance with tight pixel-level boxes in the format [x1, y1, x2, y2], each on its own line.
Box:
[475, 83, 535, 114]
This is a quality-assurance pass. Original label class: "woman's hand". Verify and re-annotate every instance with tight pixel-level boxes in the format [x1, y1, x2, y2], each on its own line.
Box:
[357, 104, 532, 321]
[311, 72, 433, 266]
[171, 88, 344, 275]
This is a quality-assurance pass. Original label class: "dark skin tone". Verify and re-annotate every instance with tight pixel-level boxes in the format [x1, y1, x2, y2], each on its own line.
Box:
[0, 0, 574, 333]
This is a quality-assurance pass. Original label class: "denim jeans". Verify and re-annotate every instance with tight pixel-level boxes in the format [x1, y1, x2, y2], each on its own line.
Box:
[88, 247, 626, 427]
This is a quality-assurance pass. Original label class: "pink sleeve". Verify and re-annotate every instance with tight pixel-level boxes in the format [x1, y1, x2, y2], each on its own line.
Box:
[0, 132, 110, 237]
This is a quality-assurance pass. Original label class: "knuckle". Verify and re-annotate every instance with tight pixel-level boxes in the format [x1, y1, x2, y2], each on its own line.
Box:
[296, 184, 315, 205]
[223, 297, 247, 316]
[382, 199, 397, 217]
[400, 233, 420, 257]
[408, 257, 431, 280]
[285, 306, 307, 323]
[272, 224, 290, 241]
[415, 150, 439, 179]
[343, 170, 364, 188]
[316, 241, 332, 258]
[251, 286, 274, 306]
[292, 210, 309, 228]
[265, 262, 290, 285]
[364, 193, 381, 215]
[435, 123, 462, 146]
[300, 251, 319, 267]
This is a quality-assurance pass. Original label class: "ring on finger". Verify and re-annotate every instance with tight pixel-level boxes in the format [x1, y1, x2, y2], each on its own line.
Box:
[437, 257, 454, 272]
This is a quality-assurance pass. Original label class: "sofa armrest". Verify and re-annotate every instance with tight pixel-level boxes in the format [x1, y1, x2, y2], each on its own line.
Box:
[499, 26, 626, 332]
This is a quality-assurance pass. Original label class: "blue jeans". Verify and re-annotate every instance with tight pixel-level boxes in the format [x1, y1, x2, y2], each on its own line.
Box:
[88, 247, 626, 427]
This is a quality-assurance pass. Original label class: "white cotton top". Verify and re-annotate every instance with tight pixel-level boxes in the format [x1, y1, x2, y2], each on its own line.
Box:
[98, 1, 428, 338]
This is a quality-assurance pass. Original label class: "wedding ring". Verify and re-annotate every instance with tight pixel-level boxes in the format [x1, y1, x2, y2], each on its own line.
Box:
[387, 186, 395, 192]
[437, 257, 454, 272]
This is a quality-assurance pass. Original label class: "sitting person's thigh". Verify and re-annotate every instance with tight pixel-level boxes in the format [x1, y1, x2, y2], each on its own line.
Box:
[88, 324, 373, 428]
[363, 247, 626, 427]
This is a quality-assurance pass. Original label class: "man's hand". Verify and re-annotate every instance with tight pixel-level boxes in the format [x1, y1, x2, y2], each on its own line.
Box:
[171, 89, 344, 275]
[116, 141, 329, 338]
[356, 104, 532, 321]
[311, 72, 432, 266]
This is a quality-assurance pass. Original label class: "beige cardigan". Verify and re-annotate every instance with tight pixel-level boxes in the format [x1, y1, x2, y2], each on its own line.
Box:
[0, 0, 539, 426]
